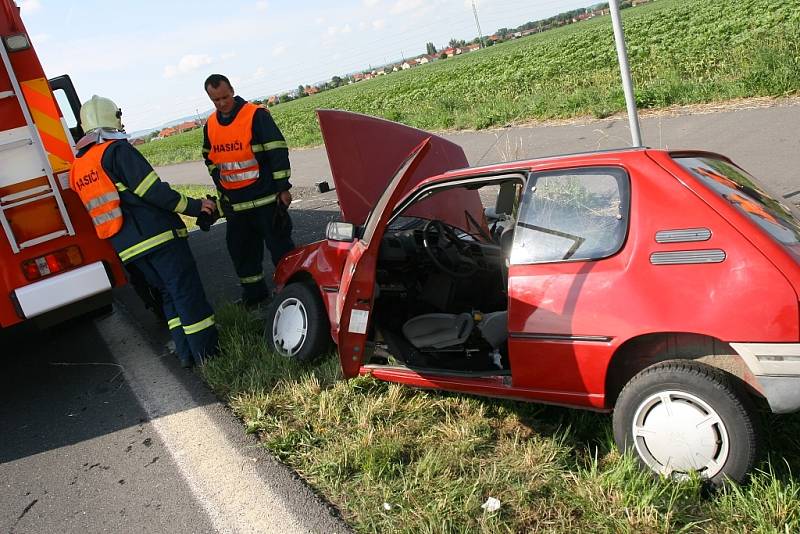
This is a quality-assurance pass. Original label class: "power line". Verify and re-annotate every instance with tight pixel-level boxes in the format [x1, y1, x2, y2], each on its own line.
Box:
[472, 0, 486, 48]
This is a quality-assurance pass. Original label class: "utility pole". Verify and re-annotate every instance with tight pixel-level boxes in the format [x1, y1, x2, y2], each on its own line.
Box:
[609, 0, 642, 147]
[471, 0, 485, 48]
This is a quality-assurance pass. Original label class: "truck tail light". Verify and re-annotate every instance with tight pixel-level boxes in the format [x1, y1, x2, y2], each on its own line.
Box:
[21, 246, 83, 281]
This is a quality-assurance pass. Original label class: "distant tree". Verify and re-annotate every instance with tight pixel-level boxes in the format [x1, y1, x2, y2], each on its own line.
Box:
[497, 27, 510, 38]
[296, 85, 306, 97]
[439, 52, 447, 60]
[279, 93, 292, 104]
[425, 42, 437, 55]
[331, 75, 343, 87]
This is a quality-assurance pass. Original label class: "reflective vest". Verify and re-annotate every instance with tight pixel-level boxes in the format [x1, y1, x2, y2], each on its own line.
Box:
[69, 141, 123, 239]
[207, 102, 260, 190]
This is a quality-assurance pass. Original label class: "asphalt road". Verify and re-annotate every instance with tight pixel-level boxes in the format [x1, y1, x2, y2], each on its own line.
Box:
[1, 102, 798, 533]
[0, 319, 218, 533]
[157, 99, 800, 200]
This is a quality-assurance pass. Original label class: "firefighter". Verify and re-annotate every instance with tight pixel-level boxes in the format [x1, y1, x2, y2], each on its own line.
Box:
[69, 95, 218, 367]
[202, 74, 294, 307]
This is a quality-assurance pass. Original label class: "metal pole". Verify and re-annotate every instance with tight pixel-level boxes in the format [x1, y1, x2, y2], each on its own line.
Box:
[609, 0, 642, 147]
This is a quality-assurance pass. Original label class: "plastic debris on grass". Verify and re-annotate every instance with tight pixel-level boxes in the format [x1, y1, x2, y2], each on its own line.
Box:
[481, 497, 501, 513]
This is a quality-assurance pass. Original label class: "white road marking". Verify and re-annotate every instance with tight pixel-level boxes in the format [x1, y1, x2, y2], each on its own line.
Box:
[95, 312, 311, 534]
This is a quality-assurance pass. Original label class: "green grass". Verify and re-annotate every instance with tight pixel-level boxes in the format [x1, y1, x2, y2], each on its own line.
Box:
[171, 184, 216, 229]
[139, 0, 800, 167]
[202, 304, 800, 533]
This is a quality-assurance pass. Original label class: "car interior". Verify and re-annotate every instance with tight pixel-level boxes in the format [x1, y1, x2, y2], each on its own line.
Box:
[367, 176, 524, 375]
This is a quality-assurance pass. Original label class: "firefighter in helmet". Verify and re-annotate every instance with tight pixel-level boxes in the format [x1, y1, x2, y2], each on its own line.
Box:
[202, 74, 294, 307]
[69, 95, 218, 367]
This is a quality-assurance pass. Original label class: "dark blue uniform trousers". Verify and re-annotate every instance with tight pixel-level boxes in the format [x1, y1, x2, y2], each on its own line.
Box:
[129, 238, 218, 365]
[226, 202, 294, 302]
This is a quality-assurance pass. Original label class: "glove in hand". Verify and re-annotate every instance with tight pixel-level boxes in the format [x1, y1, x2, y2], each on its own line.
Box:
[197, 195, 221, 231]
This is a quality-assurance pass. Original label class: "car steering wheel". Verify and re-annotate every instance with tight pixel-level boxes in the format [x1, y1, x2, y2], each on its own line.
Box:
[422, 219, 478, 278]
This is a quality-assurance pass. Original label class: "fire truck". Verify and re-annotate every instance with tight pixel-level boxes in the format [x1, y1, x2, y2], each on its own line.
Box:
[0, 0, 125, 329]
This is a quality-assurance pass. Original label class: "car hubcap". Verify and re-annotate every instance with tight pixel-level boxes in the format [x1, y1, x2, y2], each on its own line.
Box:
[272, 297, 308, 357]
[632, 390, 729, 478]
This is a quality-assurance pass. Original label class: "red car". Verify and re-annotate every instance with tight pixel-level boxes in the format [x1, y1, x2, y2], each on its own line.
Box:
[266, 110, 800, 484]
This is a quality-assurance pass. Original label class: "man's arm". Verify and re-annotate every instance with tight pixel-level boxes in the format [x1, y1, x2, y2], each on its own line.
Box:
[252, 108, 291, 195]
[202, 124, 224, 192]
[106, 141, 204, 217]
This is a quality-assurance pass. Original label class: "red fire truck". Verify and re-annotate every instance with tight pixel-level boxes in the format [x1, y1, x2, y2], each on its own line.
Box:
[0, 0, 125, 329]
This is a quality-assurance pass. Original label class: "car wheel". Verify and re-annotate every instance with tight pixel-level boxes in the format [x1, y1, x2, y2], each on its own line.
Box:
[613, 360, 760, 485]
[265, 282, 331, 362]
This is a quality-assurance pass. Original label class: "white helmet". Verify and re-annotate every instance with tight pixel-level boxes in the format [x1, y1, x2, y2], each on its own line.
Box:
[80, 95, 123, 133]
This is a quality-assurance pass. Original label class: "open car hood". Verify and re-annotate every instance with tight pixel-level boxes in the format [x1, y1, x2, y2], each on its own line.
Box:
[318, 110, 484, 230]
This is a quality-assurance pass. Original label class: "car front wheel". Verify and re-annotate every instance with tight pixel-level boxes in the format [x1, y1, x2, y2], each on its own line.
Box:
[612, 360, 760, 485]
[265, 282, 331, 362]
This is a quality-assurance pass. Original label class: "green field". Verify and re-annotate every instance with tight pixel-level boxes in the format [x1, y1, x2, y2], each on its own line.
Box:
[203, 305, 800, 533]
[139, 0, 800, 167]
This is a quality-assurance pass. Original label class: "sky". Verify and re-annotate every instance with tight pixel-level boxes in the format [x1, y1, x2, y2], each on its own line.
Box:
[17, 0, 594, 133]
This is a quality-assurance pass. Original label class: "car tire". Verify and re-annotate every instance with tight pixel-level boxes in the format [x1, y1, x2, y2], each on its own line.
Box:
[612, 360, 760, 485]
[265, 282, 331, 363]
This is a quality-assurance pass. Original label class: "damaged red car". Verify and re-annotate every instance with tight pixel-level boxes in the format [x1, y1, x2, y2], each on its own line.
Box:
[266, 110, 800, 484]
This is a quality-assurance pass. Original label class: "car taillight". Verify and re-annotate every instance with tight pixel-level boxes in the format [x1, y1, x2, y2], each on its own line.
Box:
[21, 246, 83, 281]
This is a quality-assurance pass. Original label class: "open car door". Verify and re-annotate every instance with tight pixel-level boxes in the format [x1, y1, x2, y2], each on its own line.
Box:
[336, 137, 432, 377]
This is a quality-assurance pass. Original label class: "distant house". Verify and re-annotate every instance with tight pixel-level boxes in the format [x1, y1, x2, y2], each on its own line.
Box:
[353, 73, 366, 82]
[442, 47, 462, 58]
[418, 55, 437, 64]
[401, 59, 418, 70]
[158, 120, 201, 138]
[131, 137, 146, 146]
[464, 43, 481, 52]
[267, 95, 278, 106]
[305, 85, 320, 95]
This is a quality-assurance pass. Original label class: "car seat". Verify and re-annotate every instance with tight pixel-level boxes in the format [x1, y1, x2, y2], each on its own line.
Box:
[402, 311, 508, 350]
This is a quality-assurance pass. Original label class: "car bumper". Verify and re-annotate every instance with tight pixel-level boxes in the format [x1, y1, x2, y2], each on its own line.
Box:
[14, 261, 112, 319]
[731, 342, 800, 414]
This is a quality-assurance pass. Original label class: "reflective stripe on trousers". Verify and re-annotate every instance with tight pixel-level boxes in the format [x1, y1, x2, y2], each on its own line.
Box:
[183, 314, 215, 335]
[239, 273, 264, 284]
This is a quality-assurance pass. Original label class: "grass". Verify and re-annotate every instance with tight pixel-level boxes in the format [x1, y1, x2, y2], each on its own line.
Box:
[138, 0, 800, 167]
[202, 304, 800, 533]
[171, 184, 216, 229]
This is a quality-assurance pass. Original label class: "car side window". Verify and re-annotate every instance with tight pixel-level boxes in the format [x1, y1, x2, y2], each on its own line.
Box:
[511, 167, 629, 264]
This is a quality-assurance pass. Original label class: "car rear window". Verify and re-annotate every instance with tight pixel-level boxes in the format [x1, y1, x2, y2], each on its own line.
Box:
[675, 156, 800, 250]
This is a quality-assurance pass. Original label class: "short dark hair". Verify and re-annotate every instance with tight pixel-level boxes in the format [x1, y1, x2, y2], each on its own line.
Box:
[204, 74, 232, 92]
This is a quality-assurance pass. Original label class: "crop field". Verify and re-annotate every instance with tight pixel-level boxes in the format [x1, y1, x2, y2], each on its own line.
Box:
[139, 0, 800, 167]
[203, 305, 800, 533]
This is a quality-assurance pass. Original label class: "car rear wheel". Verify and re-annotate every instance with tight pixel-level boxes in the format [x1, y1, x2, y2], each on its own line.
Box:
[613, 360, 760, 485]
[265, 282, 331, 362]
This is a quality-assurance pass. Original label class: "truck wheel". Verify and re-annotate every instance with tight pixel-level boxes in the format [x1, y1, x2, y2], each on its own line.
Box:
[265, 282, 331, 363]
[613, 360, 760, 485]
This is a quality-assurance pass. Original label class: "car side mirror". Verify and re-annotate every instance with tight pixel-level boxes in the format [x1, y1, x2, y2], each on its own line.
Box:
[325, 221, 355, 242]
[495, 182, 516, 217]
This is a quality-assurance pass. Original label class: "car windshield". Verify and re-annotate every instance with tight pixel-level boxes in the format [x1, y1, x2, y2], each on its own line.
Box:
[675, 156, 800, 256]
